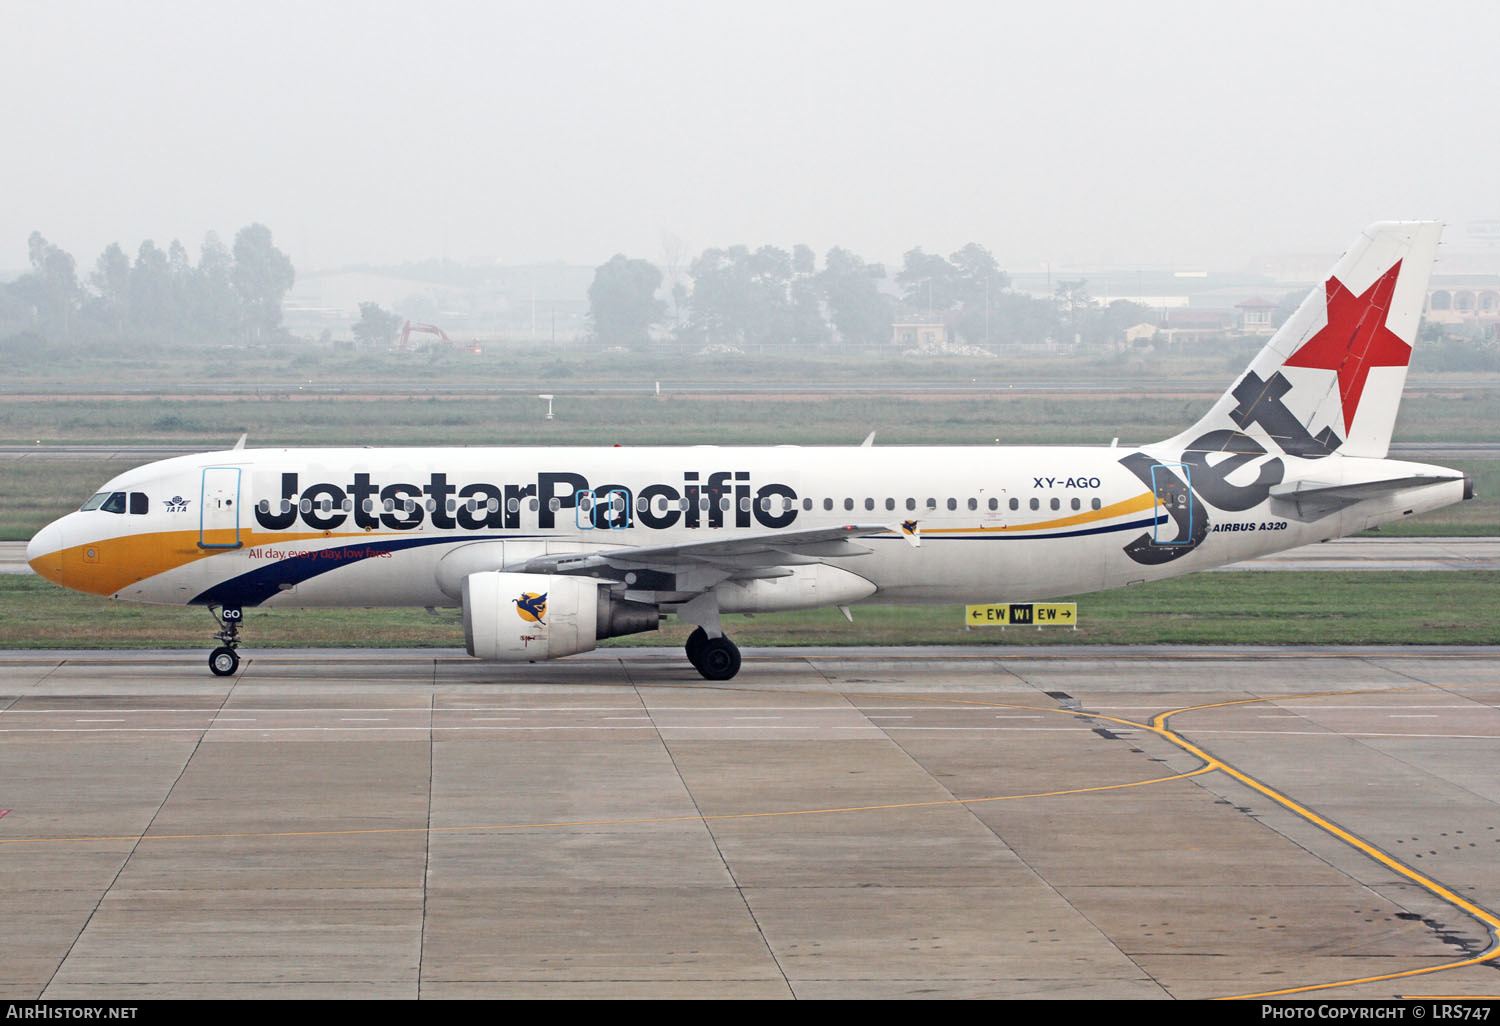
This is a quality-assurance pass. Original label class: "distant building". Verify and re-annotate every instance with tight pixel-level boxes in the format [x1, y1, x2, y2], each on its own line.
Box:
[1426, 280, 1500, 331]
[892, 319, 951, 350]
[1235, 296, 1276, 335]
[1157, 309, 1235, 345]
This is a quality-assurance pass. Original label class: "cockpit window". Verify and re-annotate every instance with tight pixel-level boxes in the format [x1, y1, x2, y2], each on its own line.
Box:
[99, 491, 127, 514]
[80, 492, 109, 511]
[129, 492, 149, 515]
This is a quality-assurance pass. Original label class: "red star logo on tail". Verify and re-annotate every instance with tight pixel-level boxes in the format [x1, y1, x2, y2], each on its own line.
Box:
[1283, 260, 1409, 435]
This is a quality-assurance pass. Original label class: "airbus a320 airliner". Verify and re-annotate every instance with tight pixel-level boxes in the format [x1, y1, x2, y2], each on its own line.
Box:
[26, 222, 1471, 679]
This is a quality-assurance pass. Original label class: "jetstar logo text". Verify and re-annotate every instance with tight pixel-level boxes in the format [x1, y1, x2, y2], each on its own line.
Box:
[251, 470, 800, 533]
[1119, 366, 1345, 566]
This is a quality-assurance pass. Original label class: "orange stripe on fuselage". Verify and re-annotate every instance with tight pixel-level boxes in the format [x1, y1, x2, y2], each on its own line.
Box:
[919, 490, 1157, 535]
[32, 530, 344, 597]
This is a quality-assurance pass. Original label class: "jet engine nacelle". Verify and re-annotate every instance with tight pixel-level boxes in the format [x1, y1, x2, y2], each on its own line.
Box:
[461, 571, 658, 661]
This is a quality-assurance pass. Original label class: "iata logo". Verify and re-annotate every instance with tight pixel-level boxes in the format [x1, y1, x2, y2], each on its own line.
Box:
[165, 495, 190, 513]
[514, 592, 547, 625]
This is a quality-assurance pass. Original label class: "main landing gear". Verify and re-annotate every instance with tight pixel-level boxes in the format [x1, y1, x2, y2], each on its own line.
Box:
[207, 604, 243, 677]
[685, 626, 741, 681]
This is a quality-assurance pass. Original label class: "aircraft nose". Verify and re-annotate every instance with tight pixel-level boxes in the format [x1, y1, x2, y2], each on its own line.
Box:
[27, 521, 65, 583]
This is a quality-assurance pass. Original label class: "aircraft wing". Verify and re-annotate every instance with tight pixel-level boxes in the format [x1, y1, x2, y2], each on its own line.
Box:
[503, 523, 905, 579]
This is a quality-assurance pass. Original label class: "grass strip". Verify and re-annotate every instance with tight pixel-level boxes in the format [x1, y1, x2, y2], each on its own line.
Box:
[3, 571, 1497, 651]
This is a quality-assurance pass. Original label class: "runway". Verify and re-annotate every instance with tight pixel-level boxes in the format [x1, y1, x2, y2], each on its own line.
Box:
[2, 646, 1498, 999]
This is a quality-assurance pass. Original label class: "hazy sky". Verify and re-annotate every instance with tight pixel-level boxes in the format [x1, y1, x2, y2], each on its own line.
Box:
[5, 0, 1498, 274]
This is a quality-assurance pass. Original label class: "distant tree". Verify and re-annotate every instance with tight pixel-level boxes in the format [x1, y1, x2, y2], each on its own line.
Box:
[680, 245, 756, 349]
[0, 284, 32, 338]
[588, 254, 664, 348]
[352, 301, 403, 348]
[740, 245, 795, 350]
[949, 243, 1006, 290]
[1093, 299, 1154, 349]
[661, 233, 691, 334]
[167, 239, 194, 337]
[231, 223, 295, 342]
[13, 231, 80, 339]
[948, 243, 1008, 347]
[128, 240, 175, 339]
[680, 244, 828, 352]
[819, 247, 891, 347]
[1054, 279, 1093, 344]
[988, 290, 1057, 346]
[193, 232, 241, 344]
[895, 248, 962, 314]
[86, 242, 131, 336]
[788, 244, 829, 349]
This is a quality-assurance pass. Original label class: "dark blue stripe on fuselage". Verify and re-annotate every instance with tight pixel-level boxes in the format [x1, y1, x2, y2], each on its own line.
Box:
[874, 515, 1167, 543]
[191, 535, 527, 606]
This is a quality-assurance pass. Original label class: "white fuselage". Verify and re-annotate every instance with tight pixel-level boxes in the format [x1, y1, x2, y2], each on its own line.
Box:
[26, 443, 1468, 613]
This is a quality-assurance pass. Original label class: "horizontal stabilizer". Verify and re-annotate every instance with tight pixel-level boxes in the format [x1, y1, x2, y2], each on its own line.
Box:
[1269, 473, 1465, 520]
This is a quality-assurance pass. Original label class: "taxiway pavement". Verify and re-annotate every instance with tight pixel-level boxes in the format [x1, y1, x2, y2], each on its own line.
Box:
[1, 645, 1498, 999]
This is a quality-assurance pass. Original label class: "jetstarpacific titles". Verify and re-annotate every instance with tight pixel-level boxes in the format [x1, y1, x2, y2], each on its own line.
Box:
[252, 470, 801, 532]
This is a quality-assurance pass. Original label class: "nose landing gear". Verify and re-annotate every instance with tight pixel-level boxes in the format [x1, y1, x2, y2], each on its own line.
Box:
[207, 604, 243, 677]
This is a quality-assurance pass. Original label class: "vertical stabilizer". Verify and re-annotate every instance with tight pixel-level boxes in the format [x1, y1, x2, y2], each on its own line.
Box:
[1162, 221, 1442, 460]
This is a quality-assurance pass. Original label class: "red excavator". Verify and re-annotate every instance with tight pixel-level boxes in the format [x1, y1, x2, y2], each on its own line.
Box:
[397, 320, 483, 355]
